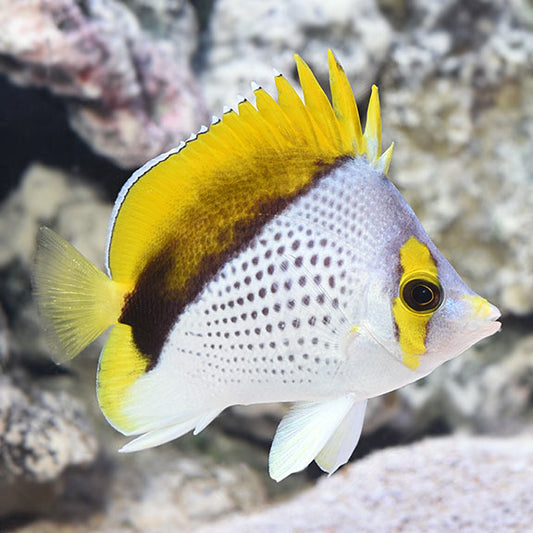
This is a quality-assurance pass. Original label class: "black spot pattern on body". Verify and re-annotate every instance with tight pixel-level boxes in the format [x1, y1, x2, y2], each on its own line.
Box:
[119, 156, 353, 370]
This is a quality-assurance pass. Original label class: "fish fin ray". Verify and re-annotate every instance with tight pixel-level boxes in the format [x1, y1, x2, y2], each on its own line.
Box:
[315, 399, 367, 475]
[295, 54, 341, 151]
[375, 142, 394, 175]
[193, 409, 223, 435]
[274, 72, 319, 149]
[32, 227, 128, 362]
[364, 85, 382, 163]
[118, 408, 223, 452]
[108, 53, 378, 284]
[119, 418, 197, 453]
[328, 49, 363, 154]
[269, 395, 356, 482]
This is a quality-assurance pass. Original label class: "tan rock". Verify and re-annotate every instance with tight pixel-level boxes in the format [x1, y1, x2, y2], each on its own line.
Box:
[200, 436, 533, 533]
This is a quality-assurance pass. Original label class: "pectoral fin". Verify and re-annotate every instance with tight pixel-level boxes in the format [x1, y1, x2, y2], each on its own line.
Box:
[269, 395, 356, 482]
[315, 399, 367, 475]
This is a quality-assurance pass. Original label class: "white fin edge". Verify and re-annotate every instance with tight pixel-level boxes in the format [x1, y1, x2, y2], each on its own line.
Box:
[105, 142, 186, 276]
[193, 409, 223, 435]
[119, 419, 196, 453]
[374, 142, 394, 175]
[118, 408, 223, 452]
[269, 395, 356, 482]
[315, 399, 367, 475]
[119, 409, 215, 453]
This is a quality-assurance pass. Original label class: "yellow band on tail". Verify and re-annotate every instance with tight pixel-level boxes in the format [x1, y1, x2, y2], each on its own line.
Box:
[32, 227, 129, 362]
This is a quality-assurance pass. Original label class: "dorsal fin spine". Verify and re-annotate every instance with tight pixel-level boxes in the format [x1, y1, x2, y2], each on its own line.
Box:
[254, 88, 302, 147]
[376, 142, 395, 175]
[201, 120, 234, 152]
[274, 74, 321, 150]
[364, 85, 382, 164]
[217, 109, 251, 151]
[239, 96, 286, 152]
[107, 51, 394, 285]
[295, 54, 341, 151]
[327, 49, 363, 155]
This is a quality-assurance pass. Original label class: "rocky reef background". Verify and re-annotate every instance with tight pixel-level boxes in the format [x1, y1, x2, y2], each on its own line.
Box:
[0, 0, 532, 531]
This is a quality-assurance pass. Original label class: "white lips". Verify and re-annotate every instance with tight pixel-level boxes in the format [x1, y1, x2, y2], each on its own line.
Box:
[481, 302, 502, 336]
[462, 297, 501, 338]
[480, 318, 501, 336]
[484, 302, 501, 322]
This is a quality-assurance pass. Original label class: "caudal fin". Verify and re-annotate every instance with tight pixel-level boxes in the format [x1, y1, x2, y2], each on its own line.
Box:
[32, 227, 128, 362]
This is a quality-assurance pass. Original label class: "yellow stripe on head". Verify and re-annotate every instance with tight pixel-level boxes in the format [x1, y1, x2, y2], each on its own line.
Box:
[393, 237, 443, 370]
[399, 236, 438, 278]
[463, 295, 493, 319]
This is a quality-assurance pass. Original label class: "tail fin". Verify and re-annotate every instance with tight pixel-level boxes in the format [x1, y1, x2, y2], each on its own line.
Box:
[32, 227, 128, 362]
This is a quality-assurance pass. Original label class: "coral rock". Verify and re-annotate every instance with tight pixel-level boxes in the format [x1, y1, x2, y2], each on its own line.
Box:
[380, 0, 533, 315]
[201, 436, 533, 533]
[0, 0, 206, 168]
[0, 374, 98, 517]
[202, 0, 392, 112]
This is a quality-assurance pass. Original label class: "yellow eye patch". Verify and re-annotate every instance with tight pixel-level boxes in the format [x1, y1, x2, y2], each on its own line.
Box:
[393, 237, 442, 370]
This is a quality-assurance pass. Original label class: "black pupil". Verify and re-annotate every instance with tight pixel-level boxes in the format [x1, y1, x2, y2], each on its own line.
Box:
[412, 284, 433, 305]
[402, 279, 441, 312]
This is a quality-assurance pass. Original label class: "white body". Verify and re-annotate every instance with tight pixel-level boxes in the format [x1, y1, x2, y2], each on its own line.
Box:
[127, 159, 453, 428]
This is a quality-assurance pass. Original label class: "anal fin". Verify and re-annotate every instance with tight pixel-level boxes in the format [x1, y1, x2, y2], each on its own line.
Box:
[119, 409, 222, 453]
[315, 399, 367, 475]
[193, 409, 223, 435]
[269, 395, 357, 482]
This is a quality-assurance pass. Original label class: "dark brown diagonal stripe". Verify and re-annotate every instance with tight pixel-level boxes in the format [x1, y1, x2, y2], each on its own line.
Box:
[119, 156, 352, 371]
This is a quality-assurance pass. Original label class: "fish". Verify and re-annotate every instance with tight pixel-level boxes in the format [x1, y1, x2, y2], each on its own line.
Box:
[32, 50, 501, 482]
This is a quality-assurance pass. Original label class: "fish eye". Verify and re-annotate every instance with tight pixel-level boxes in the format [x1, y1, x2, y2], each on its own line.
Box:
[400, 276, 443, 313]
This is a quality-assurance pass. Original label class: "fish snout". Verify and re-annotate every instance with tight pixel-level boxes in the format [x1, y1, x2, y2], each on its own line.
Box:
[463, 295, 501, 335]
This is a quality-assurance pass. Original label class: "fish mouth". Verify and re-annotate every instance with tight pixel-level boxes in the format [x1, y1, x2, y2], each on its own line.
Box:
[464, 302, 501, 338]
[480, 303, 501, 335]
[483, 303, 501, 322]
[478, 318, 501, 337]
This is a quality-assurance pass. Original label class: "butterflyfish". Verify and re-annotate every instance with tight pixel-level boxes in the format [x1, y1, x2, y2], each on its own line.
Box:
[33, 51, 501, 481]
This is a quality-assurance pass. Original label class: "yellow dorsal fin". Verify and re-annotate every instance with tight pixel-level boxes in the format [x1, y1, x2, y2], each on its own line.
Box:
[274, 73, 320, 149]
[253, 86, 297, 141]
[364, 85, 382, 164]
[107, 51, 393, 293]
[294, 54, 341, 151]
[328, 49, 364, 154]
